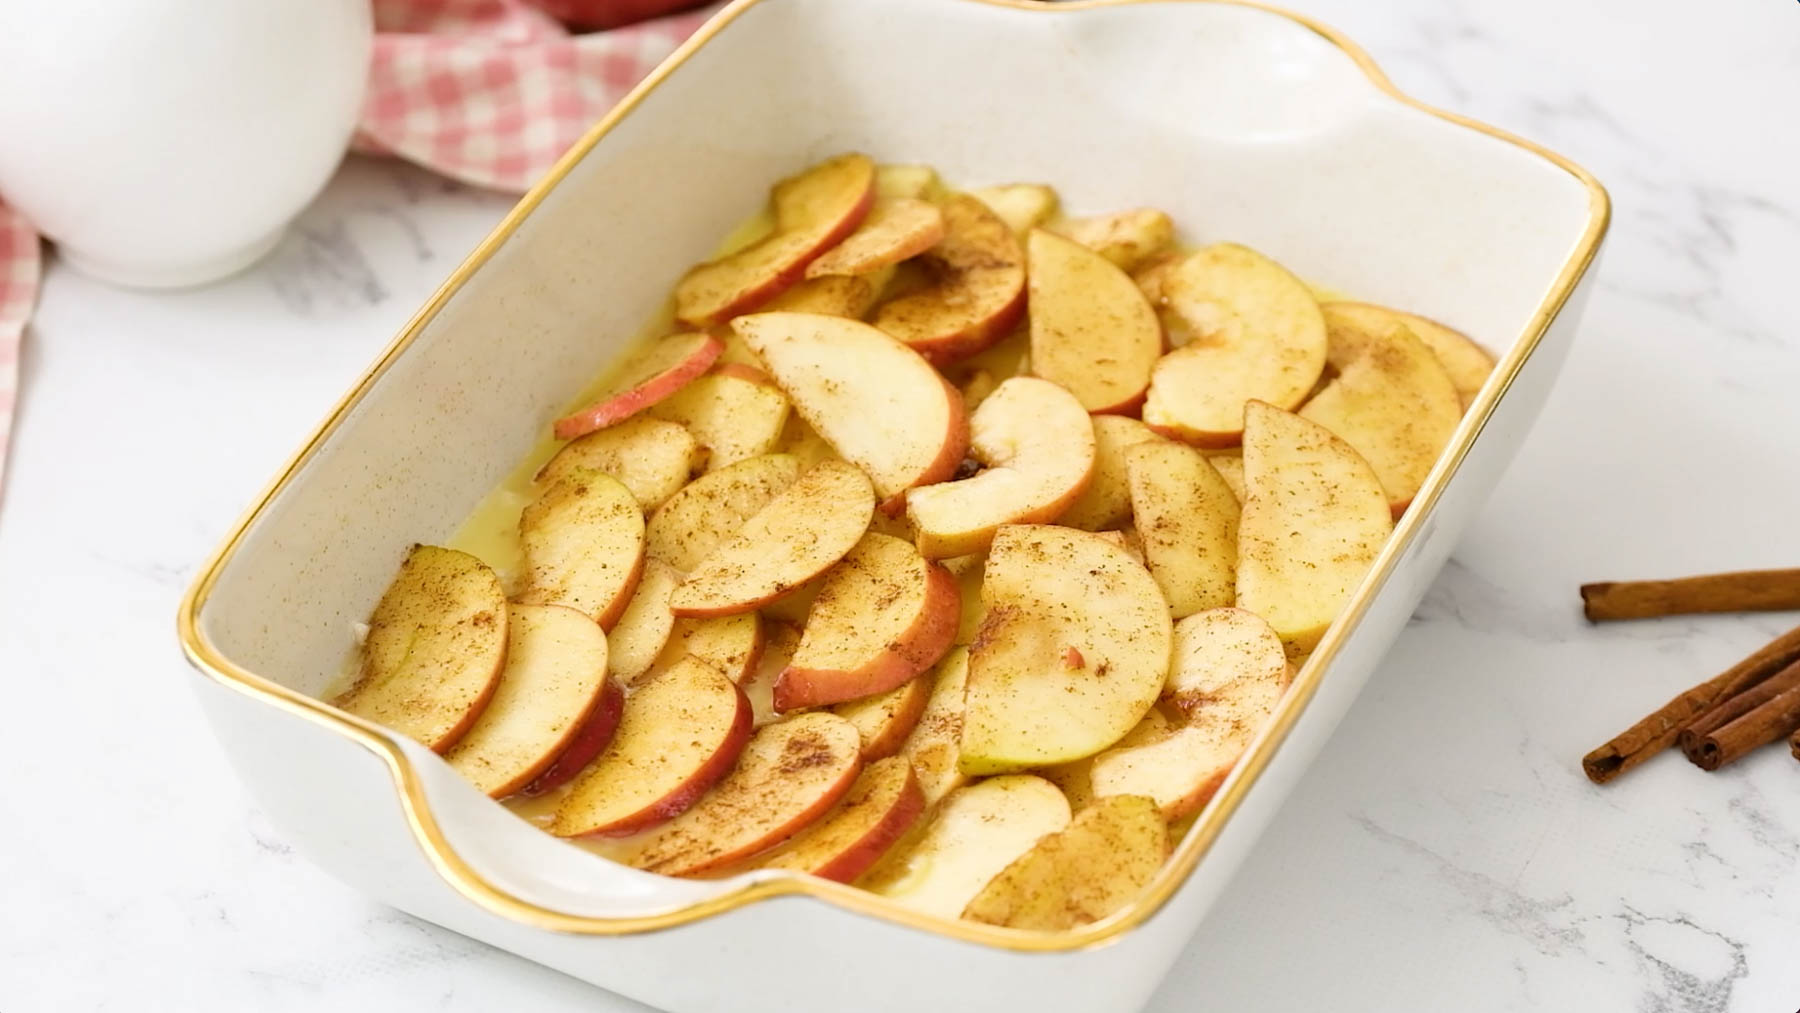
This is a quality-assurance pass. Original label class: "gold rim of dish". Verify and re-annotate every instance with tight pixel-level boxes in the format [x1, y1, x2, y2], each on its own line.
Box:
[177, 0, 1610, 953]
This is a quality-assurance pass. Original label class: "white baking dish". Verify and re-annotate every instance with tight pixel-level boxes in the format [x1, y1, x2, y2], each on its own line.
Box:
[178, 0, 1608, 1009]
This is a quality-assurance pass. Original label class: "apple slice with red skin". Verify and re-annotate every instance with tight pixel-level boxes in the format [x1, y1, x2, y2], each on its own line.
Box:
[514, 675, 625, 797]
[645, 452, 800, 572]
[805, 198, 946, 279]
[754, 757, 926, 882]
[648, 365, 791, 471]
[830, 675, 933, 760]
[649, 612, 764, 687]
[1026, 228, 1162, 415]
[553, 332, 722, 440]
[537, 416, 706, 512]
[515, 469, 646, 630]
[873, 194, 1026, 365]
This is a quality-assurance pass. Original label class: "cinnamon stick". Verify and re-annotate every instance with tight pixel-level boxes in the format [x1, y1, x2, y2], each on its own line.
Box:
[1678, 658, 1800, 752]
[1581, 622, 1800, 783]
[1681, 676, 1800, 771]
[1581, 567, 1800, 622]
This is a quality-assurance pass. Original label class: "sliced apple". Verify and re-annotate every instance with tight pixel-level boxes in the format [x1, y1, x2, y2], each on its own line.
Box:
[647, 367, 791, 471]
[651, 612, 764, 687]
[668, 459, 875, 617]
[774, 532, 959, 710]
[444, 604, 615, 798]
[674, 153, 876, 326]
[863, 775, 1071, 919]
[1133, 252, 1180, 310]
[735, 312, 967, 507]
[1208, 452, 1245, 502]
[960, 525, 1172, 773]
[906, 377, 1096, 559]
[537, 416, 706, 512]
[876, 164, 941, 201]
[604, 559, 681, 685]
[967, 183, 1058, 235]
[1026, 229, 1162, 414]
[1142, 243, 1328, 447]
[1235, 401, 1392, 653]
[1323, 301, 1494, 408]
[1058, 416, 1163, 532]
[758, 273, 880, 319]
[739, 619, 798, 726]
[958, 368, 1000, 411]
[1050, 208, 1175, 272]
[1038, 709, 1171, 812]
[899, 647, 971, 805]
[645, 452, 800, 572]
[1299, 318, 1462, 516]
[552, 332, 722, 440]
[1125, 440, 1240, 618]
[872, 194, 1027, 364]
[806, 198, 946, 279]
[961, 794, 1169, 930]
[335, 545, 508, 753]
[772, 413, 840, 473]
[1160, 607, 1291, 718]
[515, 677, 627, 796]
[552, 655, 751, 837]
[830, 673, 933, 760]
[628, 712, 864, 876]
[515, 470, 645, 629]
[754, 756, 925, 882]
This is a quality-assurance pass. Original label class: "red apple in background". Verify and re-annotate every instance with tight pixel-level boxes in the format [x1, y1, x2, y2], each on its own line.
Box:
[526, 0, 715, 31]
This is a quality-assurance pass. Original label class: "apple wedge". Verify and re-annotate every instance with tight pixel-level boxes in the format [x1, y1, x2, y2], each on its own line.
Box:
[1299, 317, 1462, 516]
[537, 416, 706, 512]
[1125, 440, 1240, 618]
[774, 532, 959, 710]
[1038, 709, 1171, 813]
[1207, 452, 1245, 502]
[552, 332, 723, 440]
[967, 183, 1058, 235]
[863, 775, 1071, 919]
[906, 377, 1096, 559]
[961, 794, 1170, 930]
[735, 312, 967, 507]
[1323, 301, 1493, 408]
[830, 673, 933, 760]
[806, 198, 946, 279]
[872, 194, 1027, 364]
[875, 164, 941, 201]
[515, 469, 646, 629]
[673, 153, 876, 326]
[444, 604, 616, 798]
[335, 545, 508, 753]
[754, 756, 925, 882]
[514, 676, 627, 797]
[739, 619, 798, 726]
[552, 655, 751, 837]
[628, 712, 863, 877]
[757, 273, 880, 319]
[651, 612, 764, 687]
[1059, 416, 1163, 531]
[1160, 607, 1291, 719]
[668, 459, 875, 617]
[1142, 244, 1328, 447]
[603, 559, 681, 685]
[1026, 229, 1162, 414]
[648, 366, 791, 471]
[645, 452, 800, 572]
[1050, 208, 1174, 272]
[1235, 401, 1392, 653]
[899, 647, 971, 805]
[960, 525, 1172, 773]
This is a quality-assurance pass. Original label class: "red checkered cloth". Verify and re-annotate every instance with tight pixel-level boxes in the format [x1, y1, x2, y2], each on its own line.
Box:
[0, 0, 720, 500]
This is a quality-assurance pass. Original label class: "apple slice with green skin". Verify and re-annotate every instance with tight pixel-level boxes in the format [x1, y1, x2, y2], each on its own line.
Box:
[335, 545, 508, 753]
[1142, 243, 1328, 447]
[444, 604, 616, 798]
[863, 775, 1071, 919]
[906, 377, 1096, 559]
[648, 366, 790, 471]
[603, 559, 681, 686]
[1298, 318, 1462, 517]
[645, 452, 800, 572]
[830, 673, 933, 760]
[1058, 416, 1163, 531]
[774, 532, 959, 710]
[961, 794, 1169, 930]
[1049, 208, 1174, 272]
[1090, 608, 1292, 818]
[674, 153, 876, 327]
[1323, 301, 1493, 409]
[754, 756, 926, 882]
[649, 612, 763, 687]
[1125, 440, 1240, 618]
[967, 183, 1058, 235]
[876, 164, 941, 201]
[627, 712, 864, 877]
[898, 647, 971, 805]
[872, 194, 1027, 364]
[739, 619, 798, 726]
[805, 198, 946, 279]
[551, 655, 751, 837]
[959, 525, 1172, 774]
[552, 332, 723, 440]
[537, 416, 706, 512]
[1038, 709, 1170, 813]
[735, 313, 967, 511]
[1236, 401, 1392, 653]
[668, 459, 875, 617]
[1027, 229, 1162, 414]
[515, 469, 645, 629]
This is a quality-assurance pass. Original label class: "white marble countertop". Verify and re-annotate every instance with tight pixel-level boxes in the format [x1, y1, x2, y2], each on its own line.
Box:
[3, 0, 1797, 1009]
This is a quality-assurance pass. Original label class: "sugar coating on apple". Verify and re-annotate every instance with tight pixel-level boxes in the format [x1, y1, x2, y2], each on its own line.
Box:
[1026, 228, 1162, 414]
[830, 672, 933, 760]
[959, 525, 1172, 773]
[735, 312, 968, 506]
[961, 794, 1169, 931]
[628, 712, 864, 877]
[872, 194, 1027, 364]
[674, 153, 876, 326]
[1235, 401, 1392, 653]
[775, 532, 959, 710]
[648, 612, 764, 687]
[1049, 207, 1175, 272]
[552, 332, 722, 440]
[1142, 243, 1328, 447]
[1323, 301, 1493, 409]
[899, 647, 971, 806]
[755, 756, 926, 883]
[1125, 440, 1240, 618]
[515, 468, 646, 630]
[1059, 416, 1164, 532]
[668, 459, 875, 617]
[444, 603, 615, 798]
[552, 656, 750, 837]
[335, 545, 508, 753]
[648, 367, 791, 472]
[537, 416, 706, 512]
[603, 559, 682, 686]
[645, 452, 800, 572]
[906, 376, 1097, 559]
[967, 183, 1059, 235]
[805, 197, 946, 279]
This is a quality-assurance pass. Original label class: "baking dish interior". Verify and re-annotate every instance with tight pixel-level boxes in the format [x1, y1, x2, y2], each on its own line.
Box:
[190, 0, 1603, 930]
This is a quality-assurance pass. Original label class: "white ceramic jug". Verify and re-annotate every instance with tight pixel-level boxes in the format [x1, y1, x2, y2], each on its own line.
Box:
[0, 0, 372, 287]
